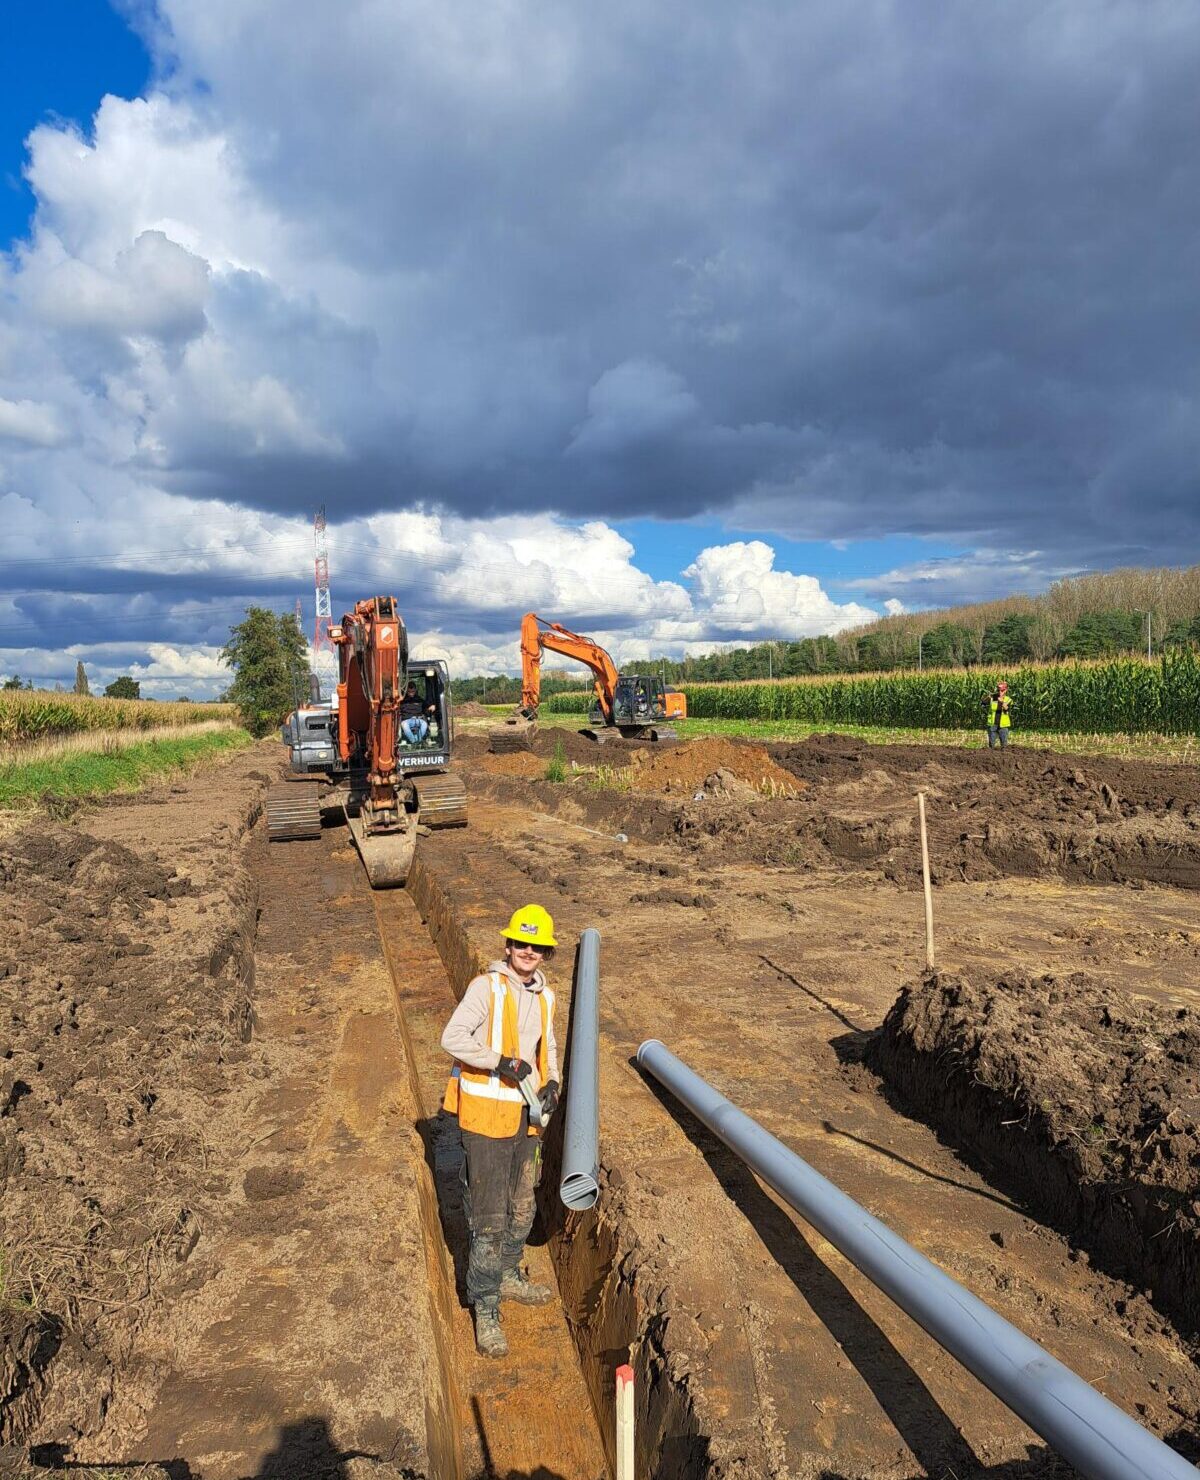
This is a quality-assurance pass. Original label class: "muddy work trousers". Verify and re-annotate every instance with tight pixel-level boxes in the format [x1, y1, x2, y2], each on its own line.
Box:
[460, 1122, 541, 1305]
[987, 725, 1010, 748]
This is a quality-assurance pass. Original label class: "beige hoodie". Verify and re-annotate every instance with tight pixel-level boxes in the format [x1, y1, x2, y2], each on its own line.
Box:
[441, 959, 560, 1084]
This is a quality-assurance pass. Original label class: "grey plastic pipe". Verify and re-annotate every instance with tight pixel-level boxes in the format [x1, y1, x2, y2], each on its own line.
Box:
[636, 1039, 1198, 1480]
[559, 928, 601, 1210]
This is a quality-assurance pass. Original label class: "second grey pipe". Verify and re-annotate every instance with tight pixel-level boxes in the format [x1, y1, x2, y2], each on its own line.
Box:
[636, 1038, 1198, 1480]
[559, 927, 601, 1210]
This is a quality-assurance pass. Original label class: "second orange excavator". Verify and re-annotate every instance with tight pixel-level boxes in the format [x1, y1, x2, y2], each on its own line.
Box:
[491, 612, 686, 751]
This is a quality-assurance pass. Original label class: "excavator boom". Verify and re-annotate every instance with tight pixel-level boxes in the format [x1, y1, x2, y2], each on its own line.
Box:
[519, 613, 620, 723]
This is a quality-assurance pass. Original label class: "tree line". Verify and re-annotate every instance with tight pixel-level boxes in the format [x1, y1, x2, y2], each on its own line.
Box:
[520, 564, 1200, 687]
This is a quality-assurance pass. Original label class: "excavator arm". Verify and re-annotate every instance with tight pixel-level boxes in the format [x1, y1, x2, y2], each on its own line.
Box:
[333, 595, 407, 829]
[519, 612, 621, 723]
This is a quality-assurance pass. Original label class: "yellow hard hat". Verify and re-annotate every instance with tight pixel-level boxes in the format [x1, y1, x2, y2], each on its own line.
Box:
[501, 903, 558, 948]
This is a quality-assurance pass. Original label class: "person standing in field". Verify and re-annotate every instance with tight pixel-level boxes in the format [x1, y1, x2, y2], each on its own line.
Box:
[985, 680, 1013, 748]
[440, 904, 561, 1357]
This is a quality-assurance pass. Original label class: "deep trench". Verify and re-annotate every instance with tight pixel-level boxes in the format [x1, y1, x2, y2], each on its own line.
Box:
[373, 871, 622, 1480]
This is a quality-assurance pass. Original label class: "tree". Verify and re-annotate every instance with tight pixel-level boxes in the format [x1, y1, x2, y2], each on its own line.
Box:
[105, 675, 141, 699]
[221, 607, 310, 736]
[981, 613, 1034, 664]
[2, 674, 24, 690]
[74, 661, 90, 695]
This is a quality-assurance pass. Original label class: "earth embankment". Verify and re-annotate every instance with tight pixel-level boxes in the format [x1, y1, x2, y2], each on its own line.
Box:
[873, 970, 1200, 1337]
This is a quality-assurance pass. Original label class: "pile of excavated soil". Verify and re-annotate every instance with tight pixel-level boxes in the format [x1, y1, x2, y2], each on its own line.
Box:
[453, 700, 493, 717]
[531, 726, 632, 765]
[627, 737, 804, 796]
[0, 746, 277, 1449]
[480, 750, 548, 779]
[873, 971, 1200, 1335]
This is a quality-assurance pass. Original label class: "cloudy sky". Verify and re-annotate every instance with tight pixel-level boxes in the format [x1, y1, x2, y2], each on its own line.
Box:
[2, 1, 1197, 695]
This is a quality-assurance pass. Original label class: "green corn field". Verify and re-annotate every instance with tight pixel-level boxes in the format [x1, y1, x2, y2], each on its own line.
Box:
[541, 652, 1200, 734]
[0, 690, 237, 745]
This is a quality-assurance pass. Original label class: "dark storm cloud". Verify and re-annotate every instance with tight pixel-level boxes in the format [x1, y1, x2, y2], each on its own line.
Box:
[126, 0, 1199, 572]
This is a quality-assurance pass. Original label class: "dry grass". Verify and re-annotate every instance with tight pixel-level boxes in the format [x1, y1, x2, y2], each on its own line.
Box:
[0, 718, 236, 768]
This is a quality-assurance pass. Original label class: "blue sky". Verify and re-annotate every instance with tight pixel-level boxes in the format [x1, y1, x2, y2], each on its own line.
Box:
[2, 3, 150, 247]
[1, 1, 1197, 692]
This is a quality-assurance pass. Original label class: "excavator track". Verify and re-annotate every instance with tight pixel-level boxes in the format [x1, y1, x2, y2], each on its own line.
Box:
[413, 772, 468, 828]
[488, 719, 536, 753]
[265, 783, 322, 841]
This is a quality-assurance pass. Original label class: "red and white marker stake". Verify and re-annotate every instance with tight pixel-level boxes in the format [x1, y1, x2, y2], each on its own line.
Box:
[616, 1363, 635, 1480]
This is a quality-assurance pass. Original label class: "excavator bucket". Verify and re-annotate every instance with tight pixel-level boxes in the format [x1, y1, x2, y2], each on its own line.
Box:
[346, 812, 418, 888]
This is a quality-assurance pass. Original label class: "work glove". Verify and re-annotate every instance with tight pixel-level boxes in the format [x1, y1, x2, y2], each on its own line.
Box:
[497, 1055, 533, 1083]
[539, 1080, 560, 1116]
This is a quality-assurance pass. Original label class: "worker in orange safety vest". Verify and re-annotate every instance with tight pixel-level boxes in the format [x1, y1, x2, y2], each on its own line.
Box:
[441, 904, 560, 1357]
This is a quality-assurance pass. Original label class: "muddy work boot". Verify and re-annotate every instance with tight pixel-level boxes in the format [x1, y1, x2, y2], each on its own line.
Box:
[473, 1299, 508, 1358]
[499, 1268, 554, 1306]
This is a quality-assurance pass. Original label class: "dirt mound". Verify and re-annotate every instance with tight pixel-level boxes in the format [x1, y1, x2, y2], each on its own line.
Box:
[453, 700, 493, 717]
[530, 726, 630, 765]
[628, 738, 804, 796]
[873, 970, 1200, 1334]
[481, 750, 548, 779]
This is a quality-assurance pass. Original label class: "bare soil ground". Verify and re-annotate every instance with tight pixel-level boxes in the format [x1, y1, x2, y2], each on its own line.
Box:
[462, 728, 1200, 891]
[2, 747, 272, 1450]
[421, 730, 1200, 1476]
[8, 727, 1200, 1478]
[1, 753, 444, 1477]
[873, 970, 1200, 1338]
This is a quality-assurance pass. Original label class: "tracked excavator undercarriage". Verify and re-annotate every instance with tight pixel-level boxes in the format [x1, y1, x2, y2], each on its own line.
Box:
[268, 596, 466, 887]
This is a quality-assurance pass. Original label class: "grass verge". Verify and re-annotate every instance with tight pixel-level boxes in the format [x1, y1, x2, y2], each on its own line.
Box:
[527, 711, 1200, 764]
[0, 727, 253, 810]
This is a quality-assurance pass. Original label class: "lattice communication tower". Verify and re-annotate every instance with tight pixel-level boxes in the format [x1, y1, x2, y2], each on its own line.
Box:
[312, 506, 337, 694]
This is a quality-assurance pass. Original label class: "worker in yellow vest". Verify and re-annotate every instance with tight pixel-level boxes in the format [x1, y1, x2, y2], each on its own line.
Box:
[441, 904, 560, 1357]
[985, 680, 1013, 749]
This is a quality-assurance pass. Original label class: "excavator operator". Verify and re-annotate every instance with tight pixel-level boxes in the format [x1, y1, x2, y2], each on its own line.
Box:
[399, 678, 434, 745]
[440, 904, 560, 1357]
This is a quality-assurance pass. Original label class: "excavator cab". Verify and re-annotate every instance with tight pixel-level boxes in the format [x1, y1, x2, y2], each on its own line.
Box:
[588, 673, 682, 740]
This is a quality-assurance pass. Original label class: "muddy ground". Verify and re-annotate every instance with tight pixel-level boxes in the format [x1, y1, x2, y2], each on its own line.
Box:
[5, 726, 1200, 1477]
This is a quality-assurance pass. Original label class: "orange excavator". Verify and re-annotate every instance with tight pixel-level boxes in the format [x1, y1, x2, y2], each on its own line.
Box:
[266, 595, 466, 886]
[490, 612, 686, 751]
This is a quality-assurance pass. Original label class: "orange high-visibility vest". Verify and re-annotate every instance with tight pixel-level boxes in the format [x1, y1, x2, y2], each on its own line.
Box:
[443, 972, 554, 1138]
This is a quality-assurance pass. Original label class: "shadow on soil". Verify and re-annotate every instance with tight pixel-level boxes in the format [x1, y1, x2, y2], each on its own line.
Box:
[636, 1063, 1199, 1479]
[21, 1418, 420, 1479]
